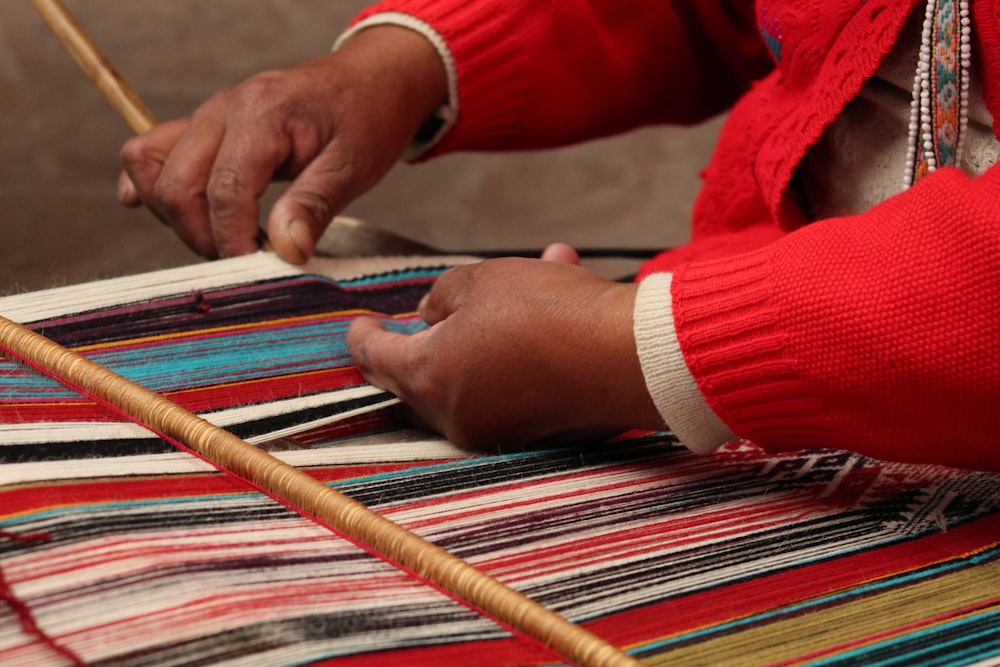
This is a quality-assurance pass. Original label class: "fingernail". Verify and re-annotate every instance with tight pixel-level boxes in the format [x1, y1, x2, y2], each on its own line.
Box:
[117, 175, 136, 204]
[287, 219, 314, 262]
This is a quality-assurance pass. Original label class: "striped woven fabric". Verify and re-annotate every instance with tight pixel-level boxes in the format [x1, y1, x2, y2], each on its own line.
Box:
[2, 254, 1000, 666]
[0, 254, 464, 459]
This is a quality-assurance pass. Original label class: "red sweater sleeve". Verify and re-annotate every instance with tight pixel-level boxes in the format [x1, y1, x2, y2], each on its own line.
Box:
[669, 165, 1000, 472]
[351, 0, 772, 152]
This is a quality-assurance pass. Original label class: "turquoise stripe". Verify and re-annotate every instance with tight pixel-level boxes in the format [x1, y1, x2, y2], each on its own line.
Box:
[1, 491, 266, 527]
[0, 316, 425, 397]
[805, 605, 1000, 666]
[632, 542, 1000, 657]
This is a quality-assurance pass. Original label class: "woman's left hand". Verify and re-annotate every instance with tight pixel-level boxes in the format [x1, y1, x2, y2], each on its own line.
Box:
[347, 252, 663, 449]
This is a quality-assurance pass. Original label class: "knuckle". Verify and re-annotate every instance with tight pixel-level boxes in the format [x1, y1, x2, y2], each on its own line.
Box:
[215, 70, 295, 121]
[119, 136, 148, 166]
[238, 71, 286, 102]
[152, 174, 197, 220]
[291, 188, 333, 226]
[207, 166, 245, 196]
[206, 167, 247, 216]
[120, 133, 171, 168]
[316, 152, 362, 191]
[154, 171, 189, 200]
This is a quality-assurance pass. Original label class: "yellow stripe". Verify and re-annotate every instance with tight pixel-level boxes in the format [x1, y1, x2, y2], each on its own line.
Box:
[645, 549, 1000, 666]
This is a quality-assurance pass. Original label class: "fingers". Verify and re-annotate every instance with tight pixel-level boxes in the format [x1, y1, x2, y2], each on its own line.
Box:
[118, 29, 445, 263]
[266, 145, 361, 264]
[116, 29, 443, 263]
[350, 316, 456, 440]
[347, 316, 416, 398]
[541, 242, 581, 265]
[122, 118, 226, 254]
[119, 118, 189, 210]
[416, 263, 482, 326]
[204, 121, 292, 258]
[120, 95, 294, 259]
[159, 112, 244, 256]
[117, 169, 141, 207]
[121, 116, 228, 257]
[349, 316, 458, 440]
[418, 258, 545, 327]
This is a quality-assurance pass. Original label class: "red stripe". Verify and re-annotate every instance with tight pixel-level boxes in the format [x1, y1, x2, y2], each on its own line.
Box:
[0, 559, 87, 666]
[0, 367, 368, 424]
[580, 511, 1000, 651]
[474, 496, 825, 583]
[1, 461, 452, 518]
[308, 636, 561, 666]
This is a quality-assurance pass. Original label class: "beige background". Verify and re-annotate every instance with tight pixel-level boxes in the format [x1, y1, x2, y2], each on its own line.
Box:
[0, 0, 722, 294]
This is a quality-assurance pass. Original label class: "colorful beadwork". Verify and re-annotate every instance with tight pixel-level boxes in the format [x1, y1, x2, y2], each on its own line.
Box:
[905, 0, 972, 186]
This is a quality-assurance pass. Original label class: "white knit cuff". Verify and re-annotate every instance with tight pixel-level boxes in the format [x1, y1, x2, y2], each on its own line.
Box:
[633, 272, 736, 454]
[334, 12, 459, 160]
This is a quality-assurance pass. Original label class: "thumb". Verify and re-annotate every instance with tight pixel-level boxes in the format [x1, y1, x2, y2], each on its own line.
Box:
[266, 152, 358, 264]
[347, 316, 418, 398]
[540, 242, 581, 265]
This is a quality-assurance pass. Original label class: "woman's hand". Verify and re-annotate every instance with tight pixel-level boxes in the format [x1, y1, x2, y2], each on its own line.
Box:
[118, 26, 447, 263]
[347, 252, 664, 449]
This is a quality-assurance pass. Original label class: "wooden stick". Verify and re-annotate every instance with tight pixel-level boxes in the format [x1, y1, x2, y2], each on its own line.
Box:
[31, 0, 285, 257]
[32, 0, 155, 134]
[0, 314, 642, 667]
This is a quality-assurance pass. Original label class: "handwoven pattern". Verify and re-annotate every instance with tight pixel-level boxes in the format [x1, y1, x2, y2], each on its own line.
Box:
[0, 254, 454, 461]
[2, 254, 1000, 666]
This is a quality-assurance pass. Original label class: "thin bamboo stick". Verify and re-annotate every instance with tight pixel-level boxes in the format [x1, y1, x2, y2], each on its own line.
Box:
[0, 314, 643, 667]
[32, 0, 155, 134]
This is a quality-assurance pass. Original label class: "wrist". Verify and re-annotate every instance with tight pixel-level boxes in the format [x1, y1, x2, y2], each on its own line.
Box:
[335, 25, 448, 140]
[599, 281, 667, 433]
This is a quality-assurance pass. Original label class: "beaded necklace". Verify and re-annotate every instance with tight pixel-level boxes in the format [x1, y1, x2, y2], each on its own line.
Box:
[904, 0, 972, 187]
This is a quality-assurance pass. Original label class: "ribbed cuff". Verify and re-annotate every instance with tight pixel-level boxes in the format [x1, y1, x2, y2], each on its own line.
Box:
[634, 272, 736, 453]
[671, 246, 834, 448]
[334, 13, 458, 160]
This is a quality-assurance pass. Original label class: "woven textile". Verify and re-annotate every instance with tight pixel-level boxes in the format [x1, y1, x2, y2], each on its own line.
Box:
[2, 254, 1000, 666]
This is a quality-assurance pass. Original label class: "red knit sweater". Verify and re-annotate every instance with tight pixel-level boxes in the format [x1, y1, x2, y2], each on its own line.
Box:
[354, 0, 1000, 471]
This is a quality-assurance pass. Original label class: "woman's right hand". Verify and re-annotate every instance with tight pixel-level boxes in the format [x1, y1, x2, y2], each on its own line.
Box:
[118, 25, 447, 263]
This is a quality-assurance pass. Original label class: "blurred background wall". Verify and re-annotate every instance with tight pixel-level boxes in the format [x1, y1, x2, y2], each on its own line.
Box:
[0, 0, 723, 293]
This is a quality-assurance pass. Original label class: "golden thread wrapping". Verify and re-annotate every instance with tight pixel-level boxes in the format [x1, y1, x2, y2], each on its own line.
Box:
[0, 314, 642, 667]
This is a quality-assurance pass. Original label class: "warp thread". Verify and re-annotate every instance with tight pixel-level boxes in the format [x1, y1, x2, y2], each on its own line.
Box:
[0, 529, 87, 666]
[0, 315, 638, 667]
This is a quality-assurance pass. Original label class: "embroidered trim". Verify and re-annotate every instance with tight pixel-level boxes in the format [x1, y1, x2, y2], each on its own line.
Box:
[904, 0, 972, 187]
[758, 5, 783, 62]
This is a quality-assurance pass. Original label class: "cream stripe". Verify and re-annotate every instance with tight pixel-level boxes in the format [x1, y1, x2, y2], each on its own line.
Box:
[633, 273, 735, 453]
